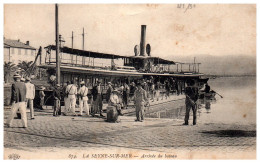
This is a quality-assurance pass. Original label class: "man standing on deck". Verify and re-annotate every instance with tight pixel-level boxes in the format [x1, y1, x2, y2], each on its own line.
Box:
[6, 74, 27, 128]
[65, 80, 77, 116]
[183, 79, 199, 125]
[134, 82, 148, 122]
[25, 77, 35, 120]
[78, 81, 89, 116]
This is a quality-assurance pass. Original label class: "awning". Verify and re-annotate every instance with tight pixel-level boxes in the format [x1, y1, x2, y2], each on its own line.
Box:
[45, 45, 175, 64]
[45, 45, 128, 59]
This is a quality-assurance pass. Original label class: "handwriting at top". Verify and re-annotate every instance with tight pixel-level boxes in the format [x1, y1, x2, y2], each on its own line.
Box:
[177, 4, 196, 13]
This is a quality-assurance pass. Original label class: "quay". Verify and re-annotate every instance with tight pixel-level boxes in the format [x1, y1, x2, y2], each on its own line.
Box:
[4, 95, 256, 159]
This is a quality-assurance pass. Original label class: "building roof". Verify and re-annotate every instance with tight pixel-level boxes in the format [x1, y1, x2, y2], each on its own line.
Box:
[45, 45, 175, 64]
[4, 39, 36, 50]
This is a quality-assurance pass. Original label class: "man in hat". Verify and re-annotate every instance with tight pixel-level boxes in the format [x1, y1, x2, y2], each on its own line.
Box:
[144, 80, 150, 99]
[133, 82, 148, 122]
[106, 82, 113, 103]
[155, 81, 161, 101]
[39, 86, 45, 110]
[109, 89, 123, 116]
[150, 81, 155, 102]
[78, 81, 89, 116]
[6, 74, 27, 128]
[129, 81, 136, 100]
[122, 82, 130, 109]
[65, 80, 77, 116]
[184, 79, 199, 125]
[25, 77, 35, 119]
[53, 84, 61, 116]
[20, 77, 25, 82]
[92, 80, 103, 117]
[62, 81, 70, 114]
[107, 89, 123, 122]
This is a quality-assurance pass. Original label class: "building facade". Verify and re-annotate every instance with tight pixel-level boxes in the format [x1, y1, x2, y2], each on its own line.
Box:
[4, 38, 37, 65]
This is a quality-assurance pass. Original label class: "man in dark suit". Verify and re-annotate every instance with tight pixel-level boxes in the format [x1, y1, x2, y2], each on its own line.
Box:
[184, 79, 199, 125]
[106, 82, 113, 103]
[6, 74, 28, 128]
[92, 80, 104, 117]
[53, 84, 61, 116]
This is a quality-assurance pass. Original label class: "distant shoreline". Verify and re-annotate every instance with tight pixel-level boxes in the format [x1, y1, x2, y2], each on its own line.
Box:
[205, 75, 256, 78]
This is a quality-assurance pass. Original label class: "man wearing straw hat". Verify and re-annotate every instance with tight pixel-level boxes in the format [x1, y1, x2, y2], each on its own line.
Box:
[109, 89, 123, 116]
[25, 77, 35, 119]
[6, 73, 28, 128]
[107, 89, 122, 122]
[78, 81, 89, 116]
[20, 77, 25, 83]
[133, 82, 148, 122]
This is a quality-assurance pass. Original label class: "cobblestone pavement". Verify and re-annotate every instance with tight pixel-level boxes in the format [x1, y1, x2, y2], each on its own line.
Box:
[3, 97, 256, 159]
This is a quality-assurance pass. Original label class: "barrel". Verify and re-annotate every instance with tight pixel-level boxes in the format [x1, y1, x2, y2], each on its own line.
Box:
[106, 106, 118, 122]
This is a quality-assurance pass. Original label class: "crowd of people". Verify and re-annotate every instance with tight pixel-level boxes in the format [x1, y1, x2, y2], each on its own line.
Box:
[5, 73, 211, 127]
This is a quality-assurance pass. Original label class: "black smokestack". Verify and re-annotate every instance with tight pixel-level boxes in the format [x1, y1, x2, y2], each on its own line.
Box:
[140, 25, 146, 56]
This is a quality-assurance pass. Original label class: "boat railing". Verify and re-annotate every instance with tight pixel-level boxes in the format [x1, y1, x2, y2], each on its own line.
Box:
[45, 58, 200, 74]
[46, 58, 113, 70]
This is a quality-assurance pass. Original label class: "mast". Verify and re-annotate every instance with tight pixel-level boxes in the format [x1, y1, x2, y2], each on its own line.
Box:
[55, 4, 60, 84]
[82, 27, 85, 50]
[72, 31, 74, 49]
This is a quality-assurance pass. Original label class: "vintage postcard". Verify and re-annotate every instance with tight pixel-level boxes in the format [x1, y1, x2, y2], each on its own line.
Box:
[3, 3, 256, 159]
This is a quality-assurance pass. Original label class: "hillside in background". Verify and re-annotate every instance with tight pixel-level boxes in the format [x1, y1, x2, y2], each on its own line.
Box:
[167, 55, 256, 76]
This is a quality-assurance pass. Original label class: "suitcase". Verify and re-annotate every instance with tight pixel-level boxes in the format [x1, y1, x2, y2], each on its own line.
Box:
[106, 106, 118, 122]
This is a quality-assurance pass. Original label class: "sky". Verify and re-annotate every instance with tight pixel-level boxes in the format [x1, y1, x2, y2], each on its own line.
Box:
[4, 4, 256, 60]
